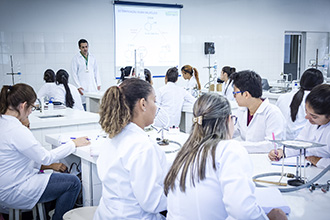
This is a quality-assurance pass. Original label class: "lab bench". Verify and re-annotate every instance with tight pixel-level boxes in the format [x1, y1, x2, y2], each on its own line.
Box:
[45, 128, 189, 206]
[29, 108, 100, 150]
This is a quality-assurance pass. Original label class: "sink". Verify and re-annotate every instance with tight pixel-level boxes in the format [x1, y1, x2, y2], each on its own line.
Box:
[37, 114, 65, 119]
[269, 87, 292, 94]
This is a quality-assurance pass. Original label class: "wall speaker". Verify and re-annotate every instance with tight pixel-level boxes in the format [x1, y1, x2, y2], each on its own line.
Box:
[204, 42, 215, 55]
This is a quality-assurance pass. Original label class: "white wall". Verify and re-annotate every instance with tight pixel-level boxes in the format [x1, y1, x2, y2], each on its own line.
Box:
[1, 0, 330, 92]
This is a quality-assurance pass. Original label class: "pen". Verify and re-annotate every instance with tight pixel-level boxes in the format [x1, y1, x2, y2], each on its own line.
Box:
[70, 137, 91, 140]
[272, 132, 278, 161]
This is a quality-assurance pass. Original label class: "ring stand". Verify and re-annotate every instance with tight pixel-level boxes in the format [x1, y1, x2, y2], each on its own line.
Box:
[270, 140, 325, 187]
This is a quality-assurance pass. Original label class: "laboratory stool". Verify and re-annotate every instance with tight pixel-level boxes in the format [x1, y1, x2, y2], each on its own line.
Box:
[9, 203, 46, 220]
[63, 206, 97, 220]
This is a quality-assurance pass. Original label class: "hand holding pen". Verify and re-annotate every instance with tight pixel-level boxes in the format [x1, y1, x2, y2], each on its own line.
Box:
[268, 149, 284, 161]
[71, 136, 91, 147]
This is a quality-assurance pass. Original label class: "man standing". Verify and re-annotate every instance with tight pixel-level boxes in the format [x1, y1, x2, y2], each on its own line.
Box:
[71, 39, 101, 108]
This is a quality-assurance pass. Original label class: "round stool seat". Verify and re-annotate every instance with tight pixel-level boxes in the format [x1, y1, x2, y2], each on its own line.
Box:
[63, 206, 97, 220]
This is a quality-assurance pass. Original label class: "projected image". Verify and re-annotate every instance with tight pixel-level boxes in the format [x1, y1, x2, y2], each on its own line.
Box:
[115, 4, 180, 77]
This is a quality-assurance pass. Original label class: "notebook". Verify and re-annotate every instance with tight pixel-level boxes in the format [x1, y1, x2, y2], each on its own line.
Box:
[254, 187, 291, 214]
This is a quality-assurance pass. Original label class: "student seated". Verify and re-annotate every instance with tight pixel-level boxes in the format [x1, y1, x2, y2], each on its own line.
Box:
[21, 117, 68, 173]
[231, 70, 286, 153]
[37, 69, 56, 100]
[94, 78, 167, 220]
[144, 68, 153, 85]
[55, 69, 84, 110]
[154, 67, 196, 128]
[0, 84, 90, 220]
[219, 66, 236, 101]
[38, 69, 84, 110]
[269, 84, 330, 168]
[276, 68, 323, 140]
[164, 93, 287, 220]
[181, 65, 201, 98]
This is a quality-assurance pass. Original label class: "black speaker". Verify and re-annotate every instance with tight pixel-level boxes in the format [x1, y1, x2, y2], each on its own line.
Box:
[204, 42, 215, 55]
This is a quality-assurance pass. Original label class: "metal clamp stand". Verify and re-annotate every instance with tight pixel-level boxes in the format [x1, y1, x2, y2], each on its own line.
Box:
[287, 147, 306, 186]
[6, 55, 20, 85]
[203, 53, 216, 91]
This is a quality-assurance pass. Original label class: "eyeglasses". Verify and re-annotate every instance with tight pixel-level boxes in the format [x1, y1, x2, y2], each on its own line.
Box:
[231, 115, 238, 125]
[31, 105, 36, 111]
[232, 91, 244, 98]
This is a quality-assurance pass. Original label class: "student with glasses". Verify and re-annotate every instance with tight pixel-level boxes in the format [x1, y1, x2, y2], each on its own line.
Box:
[231, 70, 286, 153]
[0, 83, 90, 220]
[164, 93, 287, 220]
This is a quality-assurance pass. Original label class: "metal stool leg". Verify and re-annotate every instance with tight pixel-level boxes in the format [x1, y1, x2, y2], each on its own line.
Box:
[32, 206, 38, 220]
[37, 203, 46, 220]
[14, 209, 20, 220]
[8, 209, 14, 220]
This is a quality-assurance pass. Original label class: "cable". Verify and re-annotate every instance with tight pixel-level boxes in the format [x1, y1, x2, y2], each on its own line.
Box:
[253, 165, 330, 192]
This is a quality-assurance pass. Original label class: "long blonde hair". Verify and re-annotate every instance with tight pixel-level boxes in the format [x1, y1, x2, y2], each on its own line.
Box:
[164, 93, 231, 195]
[181, 65, 201, 90]
[99, 78, 153, 138]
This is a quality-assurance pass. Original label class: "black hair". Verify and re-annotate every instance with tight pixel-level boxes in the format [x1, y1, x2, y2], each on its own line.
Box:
[231, 70, 262, 98]
[144, 68, 152, 84]
[166, 67, 179, 83]
[120, 66, 133, 82]
[56, 69, 75, 108]
[289, 68, 324, 121]
[43, 69, 55, 83]
[222, 66, 236, 94]
[305, 84, 330, 117]
[0, 83, 37, 115]
[78, 39, 88, 47]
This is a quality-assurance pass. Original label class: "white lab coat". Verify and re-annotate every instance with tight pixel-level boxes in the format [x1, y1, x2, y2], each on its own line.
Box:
[167, 139, 268, 220]
[0, 115, 76, 209]
[154, 82, 196, 128]
[37, 82, 56, 101]
[37, 83, 84, 110]
[276, 91, 310, 140]
[285, 121, 330, 168]
[184, 75, 198, 98]
[222, 80, 235, 101]
[94, 123, 167, 220]
[234, 98, 286, 153]
[71, 52, 101, 103]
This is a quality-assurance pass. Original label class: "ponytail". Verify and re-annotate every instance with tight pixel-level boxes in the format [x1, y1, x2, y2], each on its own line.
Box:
[0, 86, 11, 114]
[0, 84, 36, 114]
[193, 67, 201, 90]
[223, 66, 236, 94]
[289, 68, 324, 122]
[289, 88, 304, 122]
[99, 78, 153, 138]
[99, 86, 130, 138]
[56, 69, 75, 108]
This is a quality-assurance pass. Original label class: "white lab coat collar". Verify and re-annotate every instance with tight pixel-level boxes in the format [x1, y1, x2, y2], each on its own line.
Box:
[253, 98, 270, 115]
[126, 122, 147, 136]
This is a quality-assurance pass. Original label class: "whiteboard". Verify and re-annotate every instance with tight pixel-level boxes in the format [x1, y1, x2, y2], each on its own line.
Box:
[114, 2, 182, 78]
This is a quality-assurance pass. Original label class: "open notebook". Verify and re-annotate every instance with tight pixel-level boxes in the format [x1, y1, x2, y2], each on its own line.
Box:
[254, 187, 291, 214]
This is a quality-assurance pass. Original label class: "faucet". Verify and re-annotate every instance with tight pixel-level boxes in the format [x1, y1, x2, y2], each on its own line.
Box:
[36, 98, 44, 113]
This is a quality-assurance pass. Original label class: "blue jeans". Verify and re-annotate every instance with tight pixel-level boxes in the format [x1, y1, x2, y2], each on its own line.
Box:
[38, 173, 81, 220]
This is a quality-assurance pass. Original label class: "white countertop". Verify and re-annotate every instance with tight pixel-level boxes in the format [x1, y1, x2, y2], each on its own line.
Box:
[45, 128, 189, 167]
[29, 108, 100, 129]
[250, 154, 330, 220]
[84, 91, 105, 99]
